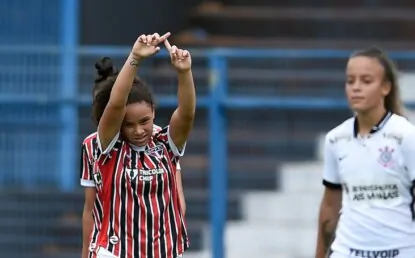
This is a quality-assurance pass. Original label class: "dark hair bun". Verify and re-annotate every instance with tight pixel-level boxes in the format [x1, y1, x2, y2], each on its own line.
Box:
[95, 57, 117, 83]
[366, 45, 385, 55]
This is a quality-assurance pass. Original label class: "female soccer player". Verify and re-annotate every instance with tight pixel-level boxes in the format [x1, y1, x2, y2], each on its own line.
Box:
[80, 56, 187, 258]
[315, 46, 415, 258]
[92, 32, 195, 258]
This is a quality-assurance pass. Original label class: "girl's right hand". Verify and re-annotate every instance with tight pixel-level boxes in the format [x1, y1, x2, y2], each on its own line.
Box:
[131, 32, 171, 61]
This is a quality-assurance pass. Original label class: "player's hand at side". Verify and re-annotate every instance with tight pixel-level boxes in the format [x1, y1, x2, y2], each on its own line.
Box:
[164, 39, 192, 72]
[131, 32, 171, 61]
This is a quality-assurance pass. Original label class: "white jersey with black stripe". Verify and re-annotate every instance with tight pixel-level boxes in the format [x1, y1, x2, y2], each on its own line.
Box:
[323, 112, 415, 250]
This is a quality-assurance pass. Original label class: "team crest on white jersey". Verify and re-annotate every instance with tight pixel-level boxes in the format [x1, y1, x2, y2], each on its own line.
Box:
[378, 146, 394, 167]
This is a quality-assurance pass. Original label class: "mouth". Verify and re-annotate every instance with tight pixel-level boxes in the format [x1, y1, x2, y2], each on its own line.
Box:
[132, 136, 148, 145]
[351, 96, 365, 102]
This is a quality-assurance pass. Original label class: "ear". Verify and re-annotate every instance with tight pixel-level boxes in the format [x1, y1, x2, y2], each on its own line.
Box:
[152, 109, 156, 119]
[381, 81, 391, 97]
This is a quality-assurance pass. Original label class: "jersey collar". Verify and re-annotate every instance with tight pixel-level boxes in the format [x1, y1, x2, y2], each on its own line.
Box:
[353, 111, 392, 138]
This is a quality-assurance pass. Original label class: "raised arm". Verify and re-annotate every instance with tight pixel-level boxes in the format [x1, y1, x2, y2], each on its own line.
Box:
[164, 39, 196, 149]
[315, 135, 342, 258]
[98, 32, 170, 151]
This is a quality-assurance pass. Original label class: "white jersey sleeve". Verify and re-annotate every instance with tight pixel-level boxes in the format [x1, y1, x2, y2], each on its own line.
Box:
[322, 134, 342, 189]
[402, 127, 415, 181]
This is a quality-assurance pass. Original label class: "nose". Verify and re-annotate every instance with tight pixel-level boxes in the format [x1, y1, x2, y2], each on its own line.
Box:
[133, 125, 145, 136]
[350, 81, 362, 92]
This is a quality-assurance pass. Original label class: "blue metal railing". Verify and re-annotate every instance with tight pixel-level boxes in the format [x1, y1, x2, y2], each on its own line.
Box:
[59, 0, 79, 191]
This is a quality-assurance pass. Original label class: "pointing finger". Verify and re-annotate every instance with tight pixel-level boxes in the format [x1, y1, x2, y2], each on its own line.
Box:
[164, 39, 172, 52]
[159, 32, 171, 43]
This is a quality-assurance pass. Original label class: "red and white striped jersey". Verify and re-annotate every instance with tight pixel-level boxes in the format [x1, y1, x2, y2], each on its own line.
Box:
[80, 132, 103, 258]
[80, 125, 183, 258]
[95, 126, 188, 258]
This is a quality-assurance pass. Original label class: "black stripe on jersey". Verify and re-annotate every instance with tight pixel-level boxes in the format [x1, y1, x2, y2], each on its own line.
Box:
[130, 150, 140, 258]
[168, 198, 178, 256]
[120, 158, 127, 258]
[157, 153, 177, 257]
[410, 180, 415, 221]
[92, 137, 100, 161]
[107, 144, 123, 253]
[91, 221, 99, 246]
[157, 163, 167, 258]
[181, 222, 189, 252]
[79, 145, 86, 179]
[141, 153, 153, 258]
[322, 180, 342, 189]
[95, 198, 103, 223]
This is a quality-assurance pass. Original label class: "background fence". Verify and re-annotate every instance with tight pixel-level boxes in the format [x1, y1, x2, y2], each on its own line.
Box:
[2, 0, 415, 258]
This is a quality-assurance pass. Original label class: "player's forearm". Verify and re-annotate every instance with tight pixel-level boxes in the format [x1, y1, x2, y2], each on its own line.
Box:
[315, 205, 338, 258]
[82, 210, 94, 258]
[176, 70, 196, 120]
[108, 54, 140, 108]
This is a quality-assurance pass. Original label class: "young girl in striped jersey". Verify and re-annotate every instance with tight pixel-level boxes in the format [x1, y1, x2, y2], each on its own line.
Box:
[80, 55, 187, 258]
[92, 32, 195, 258]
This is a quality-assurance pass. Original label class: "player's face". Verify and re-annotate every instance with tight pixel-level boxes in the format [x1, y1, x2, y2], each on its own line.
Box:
[122, 102, 154, 146]
[345, 56, 391, 113]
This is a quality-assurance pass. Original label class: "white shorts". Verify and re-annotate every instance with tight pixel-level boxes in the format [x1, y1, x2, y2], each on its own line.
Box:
[330, 246, 415, 258]
[97, 248, 117, 258]
[96, 247, 183, 258]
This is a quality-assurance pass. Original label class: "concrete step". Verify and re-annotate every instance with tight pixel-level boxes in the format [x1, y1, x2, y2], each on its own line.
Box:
[225, 221, 316, 257]
[280, 162, 325, 193]
[242, 191, 321, 223]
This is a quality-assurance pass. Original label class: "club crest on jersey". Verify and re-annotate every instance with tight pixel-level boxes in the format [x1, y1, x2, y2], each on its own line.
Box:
[378, 146, 394, 167]
[145, 145, 164, 158]
[126, 168, 139, 180]
[92, 162, 103, 188]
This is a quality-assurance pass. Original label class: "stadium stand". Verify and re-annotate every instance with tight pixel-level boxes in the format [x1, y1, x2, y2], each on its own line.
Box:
[175, 0, 415, 49]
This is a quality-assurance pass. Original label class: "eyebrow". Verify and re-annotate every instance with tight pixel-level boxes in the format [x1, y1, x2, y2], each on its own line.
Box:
[124, 116, 151, 123]
[139, 116, 151, 122]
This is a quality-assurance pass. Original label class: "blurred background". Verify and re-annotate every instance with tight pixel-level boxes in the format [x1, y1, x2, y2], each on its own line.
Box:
[1, 0, 415, 258]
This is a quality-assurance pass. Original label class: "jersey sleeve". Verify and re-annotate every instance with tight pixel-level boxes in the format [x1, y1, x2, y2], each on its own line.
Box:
[97, 130, 120, 155]
[176, 160, 181, 170]
[402, 128, 415, 181]
[80, 144, 95, 187]
[155, 126, 186, 161]
[322, 134, 342, 189]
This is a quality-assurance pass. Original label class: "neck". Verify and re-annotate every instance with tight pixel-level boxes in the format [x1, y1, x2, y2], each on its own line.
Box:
[356, 106, 387, 135]
[130, 143, 145, 151]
